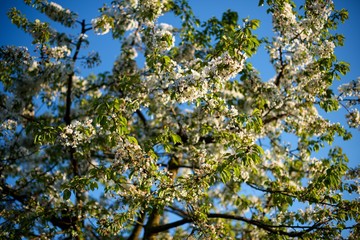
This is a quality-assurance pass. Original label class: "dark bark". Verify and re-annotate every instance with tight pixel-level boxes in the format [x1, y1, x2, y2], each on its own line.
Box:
[63, 19, 91, 240]
[128, 212, 145, 240]
[143, 157, 179, 239]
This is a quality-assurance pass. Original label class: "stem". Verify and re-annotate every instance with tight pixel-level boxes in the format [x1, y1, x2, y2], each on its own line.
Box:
[63, 19, 89, 239]
[274, 47, 285, 87]
[143, 157, 179, 239]
[64, 19, 86, 125]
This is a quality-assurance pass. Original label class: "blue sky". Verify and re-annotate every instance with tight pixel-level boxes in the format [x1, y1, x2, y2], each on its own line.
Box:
[1, 0, 359, 169]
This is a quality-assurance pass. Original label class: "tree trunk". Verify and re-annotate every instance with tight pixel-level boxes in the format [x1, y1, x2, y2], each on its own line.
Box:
[143, 157, 179, 239]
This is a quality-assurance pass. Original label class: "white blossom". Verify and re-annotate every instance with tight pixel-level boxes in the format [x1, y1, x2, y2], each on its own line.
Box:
[58, 119, 95, 147]
[346, 109, 360, 128]
[49, 2, 64, 11]
[49, 45, 71, 59]
[91, 17, 112, 35]
[338, 77, 360, 98]
[28, 61, 38, 72]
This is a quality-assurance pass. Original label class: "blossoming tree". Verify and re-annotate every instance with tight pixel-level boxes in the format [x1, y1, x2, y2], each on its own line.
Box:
[1, 0, 359, 239]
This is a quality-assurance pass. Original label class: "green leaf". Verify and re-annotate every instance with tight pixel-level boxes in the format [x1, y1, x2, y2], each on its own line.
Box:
[89, 182, 98, 191]
[255, 144, 264, 155]
[220, 168, 231, 183]
[170, 133, 182, 144]
[161, 56, 171, 70]
[164, 143, 172, 152]
[63, 189, 71, 200]
[127, 136, 138, 145]
[113, 98, 120, 111]
[320, 98, 339, 112]
[249, 19, 260, 30]
[147, 149, 158, 160]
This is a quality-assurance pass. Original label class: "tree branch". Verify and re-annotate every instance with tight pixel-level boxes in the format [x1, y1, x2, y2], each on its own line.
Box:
[64, 19, 87, 125]
[128, 212, 145, 240]
[136, 109, 148, 128]
[63, 19, 92, 239]
[274, 47, 285, 87]
[150, 219, 191, 234]
[208, 213, 323, 237]
[246, 182, 348, 210]
[147, 211, 352, 237]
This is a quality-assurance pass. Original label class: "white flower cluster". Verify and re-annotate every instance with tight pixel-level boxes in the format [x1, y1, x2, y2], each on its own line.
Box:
[317, 40, 335, 58]
[139, 0, 170, 26]
[228, 167, 250, 182]
[205, 52, 247, 82]
[47, 45, 71, 59]
[58, 119, 95, 147]
[264, 1, 343, 138]
[114, 138, 143, 167]
[338, 78, 360, 123]
[268, 36, 313, 71]
[154, 23, 175, 51]
[91, 0, 170, 36]
[338, 77, 360, 98]
[0, 46, 48, 116]
[271, 0, 333, 52]
[112, 32, 141, 78]
[91, 16, 112, 35]
[272, 2, 297, 37]
[110, 137, 164, 204]
[175, 44, 196, 62]
[275, 1, 332, 40]
[346, 109, 360, 129]
[146, 51, 247, 105]
[28, 61, 38, 72]
[49, 2, 63, 11]
[27, 19, 48, 42]
[2, 46, 31, 71]
[92, 13, 138, 36]
[305, 0, 332, 25]
[269, 1, 335, 75]
[128, 0, 139, 8]
[123, 31, 142, 46]
[91, 1, 140, 36]
[0, 119, 19, 151]
[42, 2, 77, 27]
[78, 33, 88, 40]
[0, 119, 18, 131]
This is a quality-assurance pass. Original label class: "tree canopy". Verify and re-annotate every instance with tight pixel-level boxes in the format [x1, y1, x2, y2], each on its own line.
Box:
[1, 0, 359, 239]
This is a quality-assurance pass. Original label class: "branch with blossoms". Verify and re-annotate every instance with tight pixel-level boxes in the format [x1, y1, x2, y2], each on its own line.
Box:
[148, 212, 357, 237]
[337, 78, 360, 128]
[1, 179, 76, 233]
[60, 18, 93, 238]
[245, 182, 351, 210]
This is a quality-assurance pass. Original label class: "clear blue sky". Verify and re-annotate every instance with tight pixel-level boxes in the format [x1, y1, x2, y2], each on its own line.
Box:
[1, 0, 359, 169]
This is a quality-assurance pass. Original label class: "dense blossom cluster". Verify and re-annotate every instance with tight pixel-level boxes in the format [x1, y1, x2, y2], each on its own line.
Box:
[91, 0, 170, 36]
[58, 119, 95, 147]
[41, 1, 77, 27]
[91, 17, 112, 35]
[153, 23, 175, 51]
[338, 77, 360, 127]
[47, 45, 72, 59]
[0, 119, 18, 151]
[346, 109, 360, 128]
[338, 77, 360, 98]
